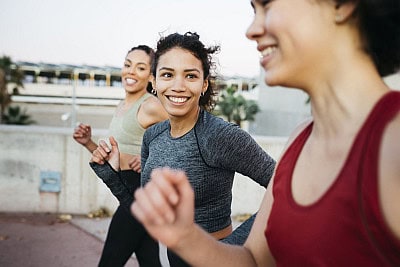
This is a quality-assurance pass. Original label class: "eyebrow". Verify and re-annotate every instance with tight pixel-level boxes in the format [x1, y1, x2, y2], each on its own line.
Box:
[158, 67, 201, 73]
[124, 59, 148, 66]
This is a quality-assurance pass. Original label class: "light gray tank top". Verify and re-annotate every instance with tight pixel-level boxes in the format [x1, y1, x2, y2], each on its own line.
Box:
[108, 93, 152, 155]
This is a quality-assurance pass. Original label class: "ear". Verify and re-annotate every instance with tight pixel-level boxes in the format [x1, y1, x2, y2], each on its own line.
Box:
[202, 79, 209, 95]
[149, 74, 154, 83]
[151, 76, 156, 90]
[335, 1, 358, 23]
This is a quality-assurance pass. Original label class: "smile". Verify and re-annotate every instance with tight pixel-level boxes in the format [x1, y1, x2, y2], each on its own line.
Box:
[125, 78, 137, 85]
[261, 46, 277, 58]
[168, 96, 189, 103]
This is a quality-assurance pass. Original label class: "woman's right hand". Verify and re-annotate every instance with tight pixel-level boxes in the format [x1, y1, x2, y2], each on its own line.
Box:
[73, 123, 92, 146]
[91, 136, 120, 171]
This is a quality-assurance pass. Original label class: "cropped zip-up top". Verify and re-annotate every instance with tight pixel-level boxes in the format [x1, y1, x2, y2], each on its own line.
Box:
[141, 109, 276, 233]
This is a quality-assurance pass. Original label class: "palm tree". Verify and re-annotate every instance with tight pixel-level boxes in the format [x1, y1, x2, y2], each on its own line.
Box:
[0, 56, 24, 124]
[2, 105, 36, 125]
[216, 87, 260, 128]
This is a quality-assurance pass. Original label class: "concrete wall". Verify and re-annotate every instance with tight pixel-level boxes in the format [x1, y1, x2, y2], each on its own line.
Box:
[0, 125, 286, 216]
[249, 86, 311, 137]
[0, 125, 118, 214]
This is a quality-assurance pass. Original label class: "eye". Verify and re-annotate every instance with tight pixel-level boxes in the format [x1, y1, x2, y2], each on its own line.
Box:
[124, 63, 130, 68]
[160, 72, 172, 78]
[251, 0, 272, 14]
[186, 73, 198, 79]
[261, 0, 272, 6]
[137, 67, 146, 71]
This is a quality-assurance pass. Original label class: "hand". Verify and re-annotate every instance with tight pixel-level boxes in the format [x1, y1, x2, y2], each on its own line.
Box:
[128, 155, 141, 173]
[131, 167, 195, 248]
[90, 136, 120, 171]
[73, 123, 92, 146]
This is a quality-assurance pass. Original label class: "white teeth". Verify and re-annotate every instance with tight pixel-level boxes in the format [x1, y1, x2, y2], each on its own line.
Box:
[125, 78, 137, 85]
[261, 46, 277, 57]
[169, 96, 188, 103]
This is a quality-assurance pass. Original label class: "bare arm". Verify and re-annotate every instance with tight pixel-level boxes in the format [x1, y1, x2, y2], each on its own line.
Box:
[137, 95, 168, 129]
[380, 113, 400, 239]
[128, 96, 167, 173]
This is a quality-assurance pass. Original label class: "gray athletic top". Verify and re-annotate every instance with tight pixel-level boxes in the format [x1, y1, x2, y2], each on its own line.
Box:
[141, 109, 275, 233]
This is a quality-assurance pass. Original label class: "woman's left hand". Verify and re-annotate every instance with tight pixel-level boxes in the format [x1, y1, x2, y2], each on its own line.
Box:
[129, 155, 141, 173]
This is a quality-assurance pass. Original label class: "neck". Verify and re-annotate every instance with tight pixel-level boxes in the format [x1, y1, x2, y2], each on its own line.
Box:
[306, 50, 390, 140]
[169, 107, 201, 138]
[309, 81, 389, 141]
[124, 89, 146, 105]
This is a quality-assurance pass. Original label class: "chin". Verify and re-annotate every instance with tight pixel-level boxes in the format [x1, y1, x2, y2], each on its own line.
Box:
[263, 76, 280, 87]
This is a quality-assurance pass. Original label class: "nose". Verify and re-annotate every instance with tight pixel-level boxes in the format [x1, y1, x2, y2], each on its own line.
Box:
[172, 76, 185, 91]
[127, 66, 135, 74]
[246, 10, 265, 41]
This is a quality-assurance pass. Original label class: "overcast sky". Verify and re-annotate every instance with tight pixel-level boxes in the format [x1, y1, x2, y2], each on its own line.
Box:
[0, 0, 262, 77]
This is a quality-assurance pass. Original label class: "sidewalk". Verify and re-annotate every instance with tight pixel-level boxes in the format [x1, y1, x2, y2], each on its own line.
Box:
[0, 212, 244, 267]
[0, 212, 139, 267]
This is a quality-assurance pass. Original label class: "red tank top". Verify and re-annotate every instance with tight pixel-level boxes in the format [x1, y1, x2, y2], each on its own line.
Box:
[266, 91, 400, 266]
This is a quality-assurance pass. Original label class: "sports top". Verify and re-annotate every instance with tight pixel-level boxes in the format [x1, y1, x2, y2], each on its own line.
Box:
[108, 93, 152, 155]
[266, 91, 400, 266]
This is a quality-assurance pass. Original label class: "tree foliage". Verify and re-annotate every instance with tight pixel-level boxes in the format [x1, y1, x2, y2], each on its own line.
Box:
[216, 87, 260, 128]
[0, 56, 25, 124]
[2, 105, 36, 125]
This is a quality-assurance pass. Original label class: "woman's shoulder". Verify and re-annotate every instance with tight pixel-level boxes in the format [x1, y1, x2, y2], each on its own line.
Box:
[139, 94, 169, 127]
[197, 110, 238, 133]
[143, 119, 169, 142]
[146, 119, 169, 133]
[141, 94, 166, 115]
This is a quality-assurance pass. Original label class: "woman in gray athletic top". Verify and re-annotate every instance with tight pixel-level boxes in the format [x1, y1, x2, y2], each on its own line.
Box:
[91, 32, 275, 267]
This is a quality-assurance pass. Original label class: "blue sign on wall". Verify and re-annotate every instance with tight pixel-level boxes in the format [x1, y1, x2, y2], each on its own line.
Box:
[39, 171, 61, 193]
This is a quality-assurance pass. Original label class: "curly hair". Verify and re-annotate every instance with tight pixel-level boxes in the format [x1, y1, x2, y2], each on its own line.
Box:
[153, 32, 220, 111]
[336, 0, 400, 76]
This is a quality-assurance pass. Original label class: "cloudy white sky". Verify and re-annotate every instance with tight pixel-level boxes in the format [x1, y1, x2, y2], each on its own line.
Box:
[0, 0, 262, 77]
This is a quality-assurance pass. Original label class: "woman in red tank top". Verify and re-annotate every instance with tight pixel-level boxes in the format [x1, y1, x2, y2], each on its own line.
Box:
[130, 0, 400, 266]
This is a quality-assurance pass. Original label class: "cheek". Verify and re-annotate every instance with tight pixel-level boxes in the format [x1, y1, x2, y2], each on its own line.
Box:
[121, 66, 129, 75]
[154, 80, 167, 93]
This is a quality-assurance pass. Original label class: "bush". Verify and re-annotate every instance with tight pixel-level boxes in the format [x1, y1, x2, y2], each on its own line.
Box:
[2, 105, 36, 125]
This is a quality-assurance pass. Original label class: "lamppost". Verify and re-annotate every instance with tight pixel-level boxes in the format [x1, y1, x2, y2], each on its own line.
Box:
[71, 70, 78, 128]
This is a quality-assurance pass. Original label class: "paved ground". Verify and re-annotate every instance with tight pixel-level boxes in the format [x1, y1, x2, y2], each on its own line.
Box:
[0, 212, 244, 267]
[0, 212, 139, 267]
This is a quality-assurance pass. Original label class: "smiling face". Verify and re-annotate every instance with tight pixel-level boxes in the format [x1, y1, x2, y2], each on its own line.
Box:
[121, 49, 152, 94]
[246, 0, 337, 89]
[153, 47, 208, 119]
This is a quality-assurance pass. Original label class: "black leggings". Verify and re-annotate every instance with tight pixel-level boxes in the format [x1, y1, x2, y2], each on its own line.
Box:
[98, 170, 161, 267]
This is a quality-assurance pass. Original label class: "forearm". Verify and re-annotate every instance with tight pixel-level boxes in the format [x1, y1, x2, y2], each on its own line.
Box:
[173, 224, 258, 267]
[89, 162, 133, 210]
[84, 139, 98, 153]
